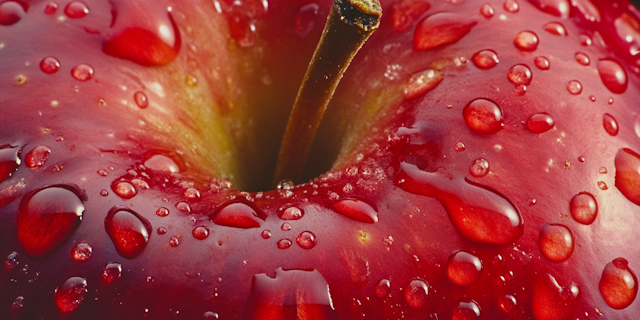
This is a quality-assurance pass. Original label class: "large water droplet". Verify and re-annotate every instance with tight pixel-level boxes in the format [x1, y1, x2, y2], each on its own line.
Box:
[64, 1, 88, 18]
[54, 277, 87, 313]
[375, 279, 391, 298]
[463, 98, 504, 134]
[403, 69, 444, 100]
[331, 198, 378, 224]
[102, 262, 122, 283]
[295, 3, 319, 37]
[599, 258, 638, 309]
[531, 273, 580, 320]
[514, 31, 539, 51]
[396, 163, 523, 245]
[103, 1, 180, 66]
[72, 241, 92, 261]
[192, 226, 209, 240]
[603, 113, 619, 136]
[277, 238, 292, 249]
[278, 205, 304, 220]
[39, 57, 60, 74]
[17, 186, 84, 259]
[543, 22, 567, 36]
[144, 153, 180, 173]
[507, 64, 532, 86]
[534, 56, 550, 70]
[570, 192, 597, 225]
[566, 80, 582, 95]
[404, 279, 429, 308]
[413, 13, 477, 51]
[539, 224, 574, 262]
[471, 49, 499, 69]
[597, 59, 627, 94]
[447, 251, 483, 286]
[111, 181, 137, 199]
[452, 299, 481, 320]
[105, 207, 152, 259]
[24, 146, 51, 168]
[528, 0, 570, 17]
[0, 1, 25, 26]
[244, 268, 337, 319]
[0, 145, 21, 183]
[296, 231, 317, 249]
[527, 113, 554, 133]
[615, 148, 640, 205]
[390, 0, 431, 31]
[210, 199, 266, 228]
[71, 64, 93, 81]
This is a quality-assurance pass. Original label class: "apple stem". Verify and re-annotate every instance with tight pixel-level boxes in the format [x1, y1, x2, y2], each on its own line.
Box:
[273, 0, 382, 186]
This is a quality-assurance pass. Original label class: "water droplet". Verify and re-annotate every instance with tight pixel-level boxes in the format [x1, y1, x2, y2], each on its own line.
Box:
[529, 0, 570, 17]
[44, 1, 57, 14]
[25, 146, 51, 168]
[71, 64, 93, 81]
[615, 148, 640, 205]
[480, 4, 494, 18]
[156, 207, 169, 217]
[447, 251, 483, 286]
[463, 98, 504, 134]
[97, 169, 108, 177]
[539, 224, 574, 262]
[543, 22, 567, 36]
[527, 113, 555, 133]
[184, 187, 200, 200]
[5, 251, 18, 269]
[570, 192, 598, 225]
[244, 268, 336, 319]
[64, 1, 88, 18]
[531, 273, 580, 320]
[454, 141, 465, 151]
[134, 91, 148, 108]
[210, 199, 266, 228]
[579, 34, 592, 46]
[567, 80, 582, 95]
[105, 207, 152, 259]
[615, 12, 640, 56]
[144, 153, 180, 173]
[277, 238, 292, 249]
[597, 59, 627, 94]
[471, 49, 499, 69]
[261, 229, 271, 239]
[0, 145, 20, 183]
[575, 52, 590, 65]
[192, 226, 209, 240]
[54, 277, 87, 313]
[103, 2, 180, 66]
[469, 158, 490, 177]
[397, 163, 523, 245]
[72, 241, 92, 261]
[452, 299, 481, 320]
[609, 97, 614, 104]
[111, 181, 137, 199]
[17, 186, 84, 259]
[102, 262, 122, 283]
[414, 13, 477, 51]
[100, 189, 108, 196]
[598, 181, 608, 190]
[278, 206, 304, 220]
[534, 56, 550, 70]
[39, 57, 60, 74]
[499, 294, 517, 313]
[589, 95, 596, 102]
[404, 279, 429, 308]
[281, 222, 292, 231]
[403, 69, 444, 100]
[295, 3, 319, 37]
[296, 231, 316, 249]
[514, 31, 539, 51]
[227, 13, 256, 47]
[169, 235, 179, 247]
[0, 1, 25, 25]
[599, 258, 638, 309]
[504, 0, 519, 12]
[374, 279, 391, 298]
[203, 311, 219, 319]
[157, 227, 167, 235]
[331, 198, 378, 224]
[12, 296, 24, 310]
[176, 201, 191, 212]
[276, 179, 294, 190]
[507, 64, 532, 85]
[600, 167, 608, 174]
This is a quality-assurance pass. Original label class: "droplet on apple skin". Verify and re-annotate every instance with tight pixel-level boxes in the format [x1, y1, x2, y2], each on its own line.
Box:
[539, 223, 574, 262]
[413, 12, 477, 51]
[295, 3, 320, 37]
[261, 229, 271, 239]
[0, 1, 25, 26]
[111, 181, 137, 199]
[543, 22, 567, 36]
[575, 52, 590, 65]
[134, 91, 149, 108]
[570, 192, 598, 225]
[0, 145, 21, 183]
[603, 113, 619, 136]
[192, 226, 209, 240]
[452, 299, 481, 320]
[599, 258, 638, 310]
[25, 146, 51, 168]
[276, 238, 292, 249]
[615, 148, 640, 205]
[471, 49, 499, 69]
[39, 57, 60, 74]
[514, 30, 539, 51]
[404, 279, 429, 308]
[534, 56, 550, 70]
[277, 205, 304, 220]
[507, 64, 532, 86]
[597, 59, 628, 94]
[528, 0, 570, 18]
[374, 279, 391, 298]
[71, 64, 94, 81]
[469, 158, 490, 177]
[498, 294, 517, 313]
[389, 0, 431, 32]
[403, 69, 444, 100]
[531, 273, 580, 320]
[64, 1, 89, 18]
[463, 98, 504, 134]
[527, 113, 555, 133]
[44, 1, 57, 14]
[71, 241, 92, 261]
[210, 199, 266, 229]
[504, 0, 519, 13]
[296, 231, 317, 249]
[17, 186, 85, 259]
[104, 207, 152, 259]
[54, 277, 88, 313]
[5, 251, 18, 270]
[102, 262, 122, 283]
[567, 80, 582, 95]
[446, 251, 483, 286]
[331, 198, 378, 223]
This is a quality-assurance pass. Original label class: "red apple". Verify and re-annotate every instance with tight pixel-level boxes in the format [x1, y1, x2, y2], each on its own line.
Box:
[1, 0, 640, 319]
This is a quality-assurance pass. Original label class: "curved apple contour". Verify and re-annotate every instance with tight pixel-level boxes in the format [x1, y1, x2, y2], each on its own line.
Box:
[1, 0, 640, 319]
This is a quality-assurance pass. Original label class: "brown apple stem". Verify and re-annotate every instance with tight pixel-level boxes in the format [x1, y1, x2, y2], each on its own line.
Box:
[273, 0, 382, 186]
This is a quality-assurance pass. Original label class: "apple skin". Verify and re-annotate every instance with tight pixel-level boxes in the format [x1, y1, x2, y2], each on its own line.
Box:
[1, 0, 640, 319]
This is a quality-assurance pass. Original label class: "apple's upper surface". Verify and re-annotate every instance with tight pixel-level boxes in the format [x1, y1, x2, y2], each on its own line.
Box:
[1, 0, 640, 319]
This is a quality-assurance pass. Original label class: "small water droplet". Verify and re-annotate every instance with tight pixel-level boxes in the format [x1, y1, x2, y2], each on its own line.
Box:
[134, 91, 148, 108]
[469, 158, 490, 177]
[100, 189, 109, 196]
[404, 279, 429, 308]
[480, 4, 494, 18]
[55, 277, 87, 313]
[615, 148, 640, 204]
[507, 64, 532, 86]
[543, 22, 567, 36]
[71, 64, 93, 81]
[102, 262, 122, 283]
[296, 231, 317, 249]
[277, 238, 292, 249]
[599, 258, 638, 309]
[12, 296, 24, 310]
[331, 198, 378, 223]
[64, 1, 88, 18]
[403, 69, 444, 100]
[454, 141, 465, 151]
[157, 227, 167, 235]
[169, 236, 179, 247]
[0, 1, 25, 25]
[39, 57, 60, 74]
[192, 226, 209, 240]
[144, 153, 180, 173]
[532, 273, 580, 320]
[17, 186, 84, 259]
[414, 13, 477, 51]
[471, 49, 499, 69]
[589, 95, 596, 102]
[463, 98, 504, 134]
[529, 0, 570, 17]
[539, 224, 574, 262]
[452, 299, 481, 320]
[598, 59, 627, 94]
[184, 187, 200, 200]
[527, 113, 555, 133]
[397, 163, 523, 245]
[44, 1, 57, 14]
[210, 199, 266, 229]
[97, 169, 108, 177]
[281, 222, 292, 231]
[514, 31, 539, 51]
[504, 0, 519, 12]
[598, 181, 608, 190]
[156, 207, 169, 217]
[203, 311, 219, 319]
[447, 251, 483, 286]
[175, 201, 191, 212]
[111, 181, 137, 199]
[278, 206, 304, 220]
[575, 52, 590, 65]
[276, 179, 294, 190]
[570, 192, 598, 225]
[227, 13, 256, 47]
[105, 207, 152, 259]
[295, 3, 319, 37]
[499, 294, 517, 313]
[374, 279, 391, 298]
[0, 145, 21, 183]
[261, 229, 271, 239]
[72, 241, 92, 261]
[25, 146, 51, 168]
[567, 80, 582, 95]
[534, 56, 550, 70]
[600, 167, 608, 174]
[5, 251, 18, 269]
